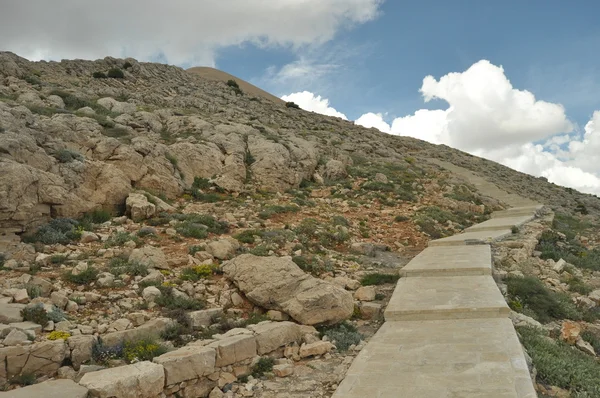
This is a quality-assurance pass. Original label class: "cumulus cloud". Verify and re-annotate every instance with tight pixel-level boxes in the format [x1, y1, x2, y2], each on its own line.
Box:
[281, 91, 347, 119]
[352, 60, 600, 194]
[0, 0, 383, 66]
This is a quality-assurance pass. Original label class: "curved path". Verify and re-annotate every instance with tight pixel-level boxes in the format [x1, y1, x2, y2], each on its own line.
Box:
[333, 162, 541, 398]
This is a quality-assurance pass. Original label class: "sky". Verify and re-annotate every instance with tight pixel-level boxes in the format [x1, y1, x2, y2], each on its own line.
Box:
[2, 0, 600, 194]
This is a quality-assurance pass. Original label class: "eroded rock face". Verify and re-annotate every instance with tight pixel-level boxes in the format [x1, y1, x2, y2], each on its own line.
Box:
[0, 339, 67, 381]
[223, 254, 354, 325]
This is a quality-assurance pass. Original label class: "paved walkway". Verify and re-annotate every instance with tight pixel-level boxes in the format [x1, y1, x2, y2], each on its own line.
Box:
[333, 163, 541, 398]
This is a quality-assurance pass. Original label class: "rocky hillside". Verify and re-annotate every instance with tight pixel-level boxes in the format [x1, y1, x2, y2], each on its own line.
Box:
[1, 52, 600, 397]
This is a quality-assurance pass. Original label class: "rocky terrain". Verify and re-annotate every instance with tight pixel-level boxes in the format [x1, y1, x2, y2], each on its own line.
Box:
[1, 51, 600, 397]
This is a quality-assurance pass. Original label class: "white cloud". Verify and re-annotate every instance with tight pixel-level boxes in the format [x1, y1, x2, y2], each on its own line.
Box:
[353, 60, 600, 195]
[0, 0, 383, 66]
[355, 112, 391, 132]
[281, 91, 347, 119]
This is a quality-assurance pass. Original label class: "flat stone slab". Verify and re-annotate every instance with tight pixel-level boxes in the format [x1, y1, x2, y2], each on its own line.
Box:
[465, 215, 535, 233]
[332, 318, 537, 398]
[429, 229, 512, 247]
[491, 205, 543, 219]
[385, 276, 510, 321]
[400, 246, 492, 277]
[0, 379, 88, 398]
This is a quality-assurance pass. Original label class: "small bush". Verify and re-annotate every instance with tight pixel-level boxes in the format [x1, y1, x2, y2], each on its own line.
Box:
[123, 338, 167, 363]
[155, 287, 205, 311]
[234, 230, 263, 244]
[506, 276, 582, 323]
[64, 266, 99, 285]
[54, 149, 84, 163]
[47, 306, 67, 322]
[188, 245, 205, 256]
[109, 257, 148, 276]
[9, 373, 36, 386]
[123, 61, 133, 69]
[173, 214, 229, 235]
[251, 357, 275, 377]
[23, 218, 81, 245]
[0, 253, 5, 268]
[49, 254, 68, 265]
[25, 284, 41, 299]
[180, 265, 215, 281]
[92, 339, 124, 364]
[175, 222, 208, 239]
[258, 204, 299, 220]
[92, 71, 107, 79]
[107, 68, 124, 79]
[104, 232, 139, 248]
[21, 304, 49, 327]
[226, 79, 240, 89]
[47, 331, 71, 340]
[360, 273, 400, 286]
[394, 215, 410, 222]
[318, 322, 362, 351]
[285, 101, 300, 109]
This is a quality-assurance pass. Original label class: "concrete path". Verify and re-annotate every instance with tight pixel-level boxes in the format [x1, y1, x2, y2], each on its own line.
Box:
[333, 163, 541, 398]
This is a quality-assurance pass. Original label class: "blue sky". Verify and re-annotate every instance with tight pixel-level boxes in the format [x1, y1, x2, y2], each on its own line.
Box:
[215, 1, 600, 126]
[2, 0, 600, 193]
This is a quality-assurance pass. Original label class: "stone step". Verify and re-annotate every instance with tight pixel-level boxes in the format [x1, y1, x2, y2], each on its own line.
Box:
[0, 379, 88, 398]
[384, 276, 510, 321]
[428, 229, 512, 247]
[332, 318, 537, 398]
[400, 246, 492, 277]
[465, 215, 535, 233]
[491, 205, 543, 219]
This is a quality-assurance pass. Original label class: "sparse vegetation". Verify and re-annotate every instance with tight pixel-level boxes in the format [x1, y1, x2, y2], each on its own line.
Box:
[180, 264, 215, 281]
[360, 273, 400, 286]
[285, 101, 300, 109]
[318, 322, 362, 351]
[108, 257, 149, 276]
[22, 218, 82, 245]
[21, 303, 49, 327]
[251, 357, 275, 378]
[93, 71, 107, 79]
[64, 266, 99, 285]
[518, 326, 600, 397]
[107, 68, 125, 79]
[54, 148, 84, 163]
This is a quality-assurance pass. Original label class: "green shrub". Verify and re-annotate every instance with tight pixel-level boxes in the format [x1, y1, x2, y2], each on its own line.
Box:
[258, 204, 299, 220]
[318, 322, 362, 351]
[292, 255, 332, 276]
[234, 230, 264, 244]
[9, 373, 36, 386]
[123, 61, 133, 69]
[175, 222, 208, 239]
[85, 209, 111, 224]
[47, 306, 66, 322]
[23, 218, 81, 245]
[92, 339, 124, 364]
[93, 71, 107, 79]
[285, 101, 300, 109]
[54, 149, 84, 163]
[21, 304, 49, 327]
[172, 214, 229, 235]
[251, 357, 275, 377]
[394, 215, 410, 222]
[188, 245, 205, 256]
[123, 338, 167, 363]
[108, 257, 148, 276]
[155, 287, 205, 310]
[567, 277, 593, 295]
[104, 232, 139, 248]
[226, 79, 240, 89]
[180, 265, 215, 281]
[518, 326, 600, 396]
[49, 254, 68, 265]
[506, 276, 582, 323]
[582, 330, 600, 354]
[0, 253, 5, 268]
[107, 68, 124, 79]
[25, 284, 41, 299]
[360, 273, 400, 286]
[64, 266, 99, 285]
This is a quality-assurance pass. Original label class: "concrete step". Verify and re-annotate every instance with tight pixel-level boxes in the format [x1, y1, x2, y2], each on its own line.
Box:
[332, 318, 537, 398]
[491, 205, 543, 219]
[400, 246, 492, 277]
[384, 275, 510, 321]
[429, 229, 512, 247]
[465, 215, 535, 233]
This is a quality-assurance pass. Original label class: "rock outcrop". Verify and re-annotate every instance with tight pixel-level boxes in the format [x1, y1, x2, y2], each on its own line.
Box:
[223, 254, 354, 325]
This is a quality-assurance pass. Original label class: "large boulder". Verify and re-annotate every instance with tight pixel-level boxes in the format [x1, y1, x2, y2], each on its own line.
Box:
[0, 339, 67, 381]
[153, 346, 215, 386]
[125, 193, 155, 221]
[78, 361, 164, 398]
[223, 255, 354, 325]
[128, 246, 168, 269]
[2, 379, 88, 398]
